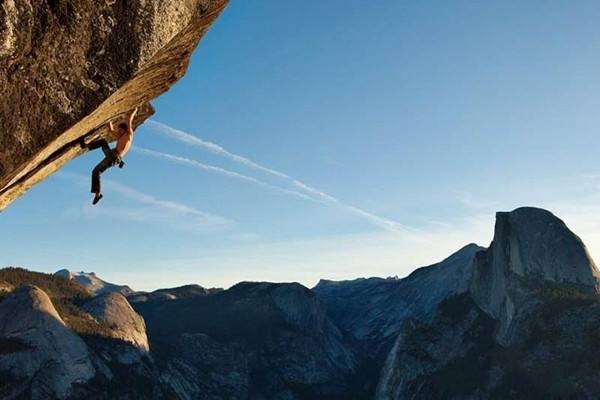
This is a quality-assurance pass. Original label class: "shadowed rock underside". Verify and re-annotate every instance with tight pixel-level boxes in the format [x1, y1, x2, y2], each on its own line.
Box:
[0, 0, 228, 210]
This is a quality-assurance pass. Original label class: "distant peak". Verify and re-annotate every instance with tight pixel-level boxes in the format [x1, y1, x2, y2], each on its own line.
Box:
[314, 279, 336, 287]
[54, 269, 72, 279]
[495, 206, 562, 224]
[462, 242, 485, 251]
[452, 243, 486, 256]
[490, 206, 599, 284]
[54, 269, 133, 296]
[472, 207, 600, 343]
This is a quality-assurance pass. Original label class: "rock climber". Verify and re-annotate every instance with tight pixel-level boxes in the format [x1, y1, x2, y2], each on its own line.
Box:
[86, 107, 138, 205]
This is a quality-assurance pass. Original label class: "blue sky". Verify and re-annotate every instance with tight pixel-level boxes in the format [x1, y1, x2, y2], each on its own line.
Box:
[3, 1, 600, 290]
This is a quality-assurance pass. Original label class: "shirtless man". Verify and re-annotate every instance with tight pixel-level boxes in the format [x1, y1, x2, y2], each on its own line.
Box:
[88, 107, 138, 205]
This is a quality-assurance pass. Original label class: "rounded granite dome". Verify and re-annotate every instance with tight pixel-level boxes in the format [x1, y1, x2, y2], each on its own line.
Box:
[494, 206, 600, 286]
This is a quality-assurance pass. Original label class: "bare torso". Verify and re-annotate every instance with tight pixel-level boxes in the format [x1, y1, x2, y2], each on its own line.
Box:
[114, 132, 133, 157]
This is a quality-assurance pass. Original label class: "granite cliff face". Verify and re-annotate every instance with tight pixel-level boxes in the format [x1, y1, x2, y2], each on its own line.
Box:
[376, 291, 600, 399]
[375, 294, 497, 400]
[313, 244, 483, 394]
[0, 0, 228, 210]
[82, 292, 149, 353]
[470, 207, 600, 343]
[314, 243, 482, 343]
[0, 285, 95, 399]
[0, 269, 162, 399]
[376, 207, 600, 399]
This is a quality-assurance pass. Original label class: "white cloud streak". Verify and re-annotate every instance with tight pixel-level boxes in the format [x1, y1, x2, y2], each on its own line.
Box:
[146, 120, 407, 232]
[133, 147, 315, 201]
[57, 171, 233, 231]
[146, 120, 289, 179]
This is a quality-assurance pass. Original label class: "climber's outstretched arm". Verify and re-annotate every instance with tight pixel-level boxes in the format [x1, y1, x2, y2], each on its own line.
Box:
[127, 107, 139, 135]
[108, 120, 115, 133]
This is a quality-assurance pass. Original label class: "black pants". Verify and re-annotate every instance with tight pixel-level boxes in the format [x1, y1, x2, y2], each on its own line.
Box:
[90, 140, 120, 194]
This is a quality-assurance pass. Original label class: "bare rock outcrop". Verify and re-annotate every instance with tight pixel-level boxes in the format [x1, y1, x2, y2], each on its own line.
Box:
[470, 207, 600, 343]
[0, 285, 95, 399]
[82, 292, 149, 352]
[55, 269, 134, 296]
[0, 0, 228, 210]
[0, 281, 13, 293]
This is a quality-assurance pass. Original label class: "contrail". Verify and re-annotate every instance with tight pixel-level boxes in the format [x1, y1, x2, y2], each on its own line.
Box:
[146, 120, 289, 179]
[145, 120, 406, 232]
[134, 147, 315, 201]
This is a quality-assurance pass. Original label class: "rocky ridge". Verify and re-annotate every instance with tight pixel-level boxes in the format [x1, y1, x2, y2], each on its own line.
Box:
[136, 281, 358, 399]
[55, 269, 134, 296]
[127, 284, 220, 303]
[314, 243, 483, 343]
[2, 207, 600, 399]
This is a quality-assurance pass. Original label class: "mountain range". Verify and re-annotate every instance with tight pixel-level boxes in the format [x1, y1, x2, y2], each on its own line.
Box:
[2, 207, 600, 399]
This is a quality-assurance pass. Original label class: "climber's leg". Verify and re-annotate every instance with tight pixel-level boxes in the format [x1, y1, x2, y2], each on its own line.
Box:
[91, 157, 110, 194]
[91, 152, 118, 205]
[88, 139, 112, 157]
